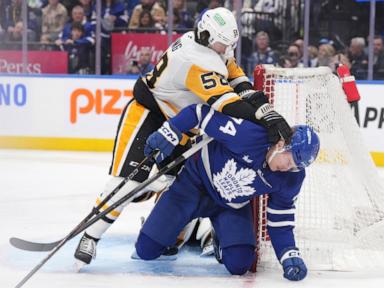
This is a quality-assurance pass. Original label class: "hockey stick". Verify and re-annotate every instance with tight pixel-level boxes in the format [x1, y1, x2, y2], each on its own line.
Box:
[15, 136, 212, 288]
[10, 150, 158, 252]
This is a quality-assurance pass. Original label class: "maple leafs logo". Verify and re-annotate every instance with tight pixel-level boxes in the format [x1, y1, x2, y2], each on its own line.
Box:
[213, 159, 256, 201]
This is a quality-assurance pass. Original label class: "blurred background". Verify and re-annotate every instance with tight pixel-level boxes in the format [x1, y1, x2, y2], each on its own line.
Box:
[0, 0, 383, 80]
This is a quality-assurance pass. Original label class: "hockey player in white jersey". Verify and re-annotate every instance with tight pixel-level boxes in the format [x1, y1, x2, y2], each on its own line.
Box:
[136, 103, 320, 280]
[74, 7, 292, 267]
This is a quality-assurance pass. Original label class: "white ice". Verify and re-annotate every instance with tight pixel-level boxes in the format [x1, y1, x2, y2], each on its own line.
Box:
[1, 149, 384, 288]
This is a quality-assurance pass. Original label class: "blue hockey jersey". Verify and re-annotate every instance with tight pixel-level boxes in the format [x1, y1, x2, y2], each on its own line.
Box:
[169, 104, 306, 258]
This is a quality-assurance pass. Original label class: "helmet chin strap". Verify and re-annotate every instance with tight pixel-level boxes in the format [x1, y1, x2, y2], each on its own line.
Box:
[221, 46, 234, 61]
[209, 42, 235, 61]
[267, 147, 285, 165]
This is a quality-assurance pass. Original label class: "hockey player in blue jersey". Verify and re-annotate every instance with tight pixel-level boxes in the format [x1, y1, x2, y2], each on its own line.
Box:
[134, 103, 320, 281]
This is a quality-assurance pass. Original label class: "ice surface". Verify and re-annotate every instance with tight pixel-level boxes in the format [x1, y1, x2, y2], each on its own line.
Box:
[1, 149, 384, 288]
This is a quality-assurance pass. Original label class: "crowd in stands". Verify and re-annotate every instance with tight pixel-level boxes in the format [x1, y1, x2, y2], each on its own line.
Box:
[0, 0, 383, 79]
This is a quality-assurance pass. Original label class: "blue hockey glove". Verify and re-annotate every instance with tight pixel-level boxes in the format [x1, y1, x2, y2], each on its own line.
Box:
[144, 121, 182, 163]
[280, 247, 307, 281]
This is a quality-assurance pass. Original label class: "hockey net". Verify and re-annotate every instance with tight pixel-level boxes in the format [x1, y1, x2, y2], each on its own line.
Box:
[252, 65, 384, 271]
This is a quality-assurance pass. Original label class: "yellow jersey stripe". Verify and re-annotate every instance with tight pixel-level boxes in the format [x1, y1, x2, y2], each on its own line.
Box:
[218, 96, 241, 112]
[112, 102, 146, 175]
[185, 64, 233, 103]
[229, 76, 250, 88]
[227, 59, 246, 79]
[96, 198, 121, 218]
[211, 92, 239, 111]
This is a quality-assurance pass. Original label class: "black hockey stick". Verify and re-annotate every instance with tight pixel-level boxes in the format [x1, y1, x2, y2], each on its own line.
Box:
[10, 150, 158, 252]
[14, 136, 212, 288]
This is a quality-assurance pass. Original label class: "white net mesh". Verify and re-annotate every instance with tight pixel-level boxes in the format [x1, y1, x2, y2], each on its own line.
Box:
[255, 65, 384, 271]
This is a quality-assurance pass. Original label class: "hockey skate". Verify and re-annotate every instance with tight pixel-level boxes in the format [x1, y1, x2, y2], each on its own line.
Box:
[212, 228, 222, 264]
[74, 233, 98, 271]
[131, 245, 178, 261]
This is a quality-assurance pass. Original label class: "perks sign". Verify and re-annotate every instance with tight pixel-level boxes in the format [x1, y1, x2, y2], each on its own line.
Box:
[0, 51, 68, 74]
[111, 33, 182, 74]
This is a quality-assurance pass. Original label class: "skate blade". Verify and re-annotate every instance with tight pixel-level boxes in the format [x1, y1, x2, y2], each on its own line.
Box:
[131, 250, 177, 261]
[200, 245, 214, 257]
[74, 260, 88, 272]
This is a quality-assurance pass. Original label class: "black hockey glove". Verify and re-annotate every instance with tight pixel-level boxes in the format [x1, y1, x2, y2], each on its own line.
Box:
[244, 91, 292, 143]
[259, 110, 292, 144]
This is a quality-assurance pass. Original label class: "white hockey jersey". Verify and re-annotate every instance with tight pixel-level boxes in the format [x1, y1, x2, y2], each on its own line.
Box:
[144, 31, 250, 119]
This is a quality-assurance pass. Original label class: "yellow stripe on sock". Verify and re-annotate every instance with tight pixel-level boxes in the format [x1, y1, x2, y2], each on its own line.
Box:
[95, 198, 121, 218]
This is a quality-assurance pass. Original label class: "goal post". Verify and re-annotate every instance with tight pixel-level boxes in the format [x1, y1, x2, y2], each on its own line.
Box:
[252, 65, 384, 272]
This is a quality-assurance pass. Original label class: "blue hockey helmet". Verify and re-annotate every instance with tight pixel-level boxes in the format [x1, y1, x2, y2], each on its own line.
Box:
[285, 125, 320, 170]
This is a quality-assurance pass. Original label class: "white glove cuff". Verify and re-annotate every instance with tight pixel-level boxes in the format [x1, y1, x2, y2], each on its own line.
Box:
[280, 249, 301, 264]
[255, 103, 274, 120]
[238, 89, 256, 99]
[159, 122, 180, 146]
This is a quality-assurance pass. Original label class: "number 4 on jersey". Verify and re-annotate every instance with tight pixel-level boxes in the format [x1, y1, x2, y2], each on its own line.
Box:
[219, 118, 243, 136]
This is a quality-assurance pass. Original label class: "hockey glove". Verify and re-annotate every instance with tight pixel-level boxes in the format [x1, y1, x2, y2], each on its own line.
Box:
[244, 91, 292, 143]
[144, 121, 182, 163]
[280, 247, 307, 281]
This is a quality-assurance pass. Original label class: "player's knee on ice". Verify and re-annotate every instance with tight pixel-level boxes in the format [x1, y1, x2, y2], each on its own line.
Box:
[222, 245, 255, 275]
[135, 232, 166, 260]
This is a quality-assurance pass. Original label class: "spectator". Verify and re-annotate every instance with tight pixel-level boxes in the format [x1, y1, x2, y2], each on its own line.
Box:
[0, 23, 4, 43]
[137, 9, 156, 29]
[286, 44, 303, 68]
[348, 37, 368, 80]
[329, 53, 352, 74]
[208, 0, 224, 8]
[240, 8, 257, 68]
[318, 37, 334, 47]
[91, 0, 128, 74]
[0, 0, 6, 28]
[125, 46, 154, 75]
[79, 0, 93, 21]
[56, 5, 94, 47]
[277, 55, 292, 68]
[293, 38, 304, 56]
[317, 43, 336, 67]
[94, 0, 128, 32]
[40, 0, 68, 45]
[194, 0, 224, 24]
[254, 0, 283, 39]
[293, 38, 317, 67]
[125, 0, 140, 18]
[308, 45, 318, 67]
[373, 35, 384, 80]
[59, 22, 93, 74]
[129, 0, 166, 29]
[27, 0, 44, 40]
[0, 0, 7, 42]
[4, 0, 39, 41]
[55, 5, 94, 73]
[5, 20, 36, 49]
[247, 31, 278, 76]
[61, 0, 81, 14]
[172, 0, 194, 30]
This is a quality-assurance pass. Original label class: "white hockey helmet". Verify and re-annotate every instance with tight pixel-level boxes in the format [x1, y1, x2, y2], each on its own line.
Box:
[197, 7, 239, 52]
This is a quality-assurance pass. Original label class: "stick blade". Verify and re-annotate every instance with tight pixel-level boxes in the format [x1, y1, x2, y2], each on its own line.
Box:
[9, 237, 60, 252]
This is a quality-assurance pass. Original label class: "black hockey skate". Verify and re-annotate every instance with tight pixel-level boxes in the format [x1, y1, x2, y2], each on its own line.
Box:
[211, 228, 222, 264]
[74, 233, 99, 270]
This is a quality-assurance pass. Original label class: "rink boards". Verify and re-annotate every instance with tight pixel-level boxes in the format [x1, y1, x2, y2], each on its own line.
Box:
[0, 74, 383, 166]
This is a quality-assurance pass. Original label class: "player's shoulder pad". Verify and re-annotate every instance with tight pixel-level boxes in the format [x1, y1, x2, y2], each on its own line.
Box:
[181, 32, 228, 77]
